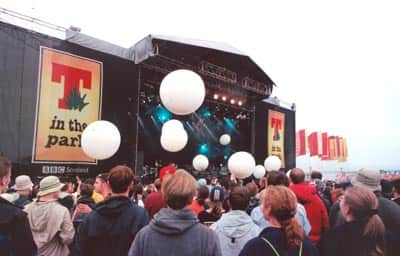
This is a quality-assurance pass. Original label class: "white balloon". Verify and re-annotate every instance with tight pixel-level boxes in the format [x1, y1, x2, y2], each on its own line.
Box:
[253, 165, 266, 179]
[264, 155, 282, 171]
[161, 119, 184, 134]
[160, 69, 206, 115]
[160, 127, 188, 152]
[228, 151, 256, 179]
[219, 134, 231, 146]
[192, 154, 209, 171]
[81, 120, 121, 160]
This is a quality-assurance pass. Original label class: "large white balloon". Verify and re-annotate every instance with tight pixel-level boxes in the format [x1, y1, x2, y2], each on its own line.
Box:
[253, 165, 266, 179]
[161, 119, 184, 134]
[264, 155, 282, 171]
[81, 120, 121, 160]
[192, 154, 209, 171]
[160, 69, 206, 115]
[219, 134, 231, 146]
[227, 151, 256, 179]
[160, 127, 188, 152]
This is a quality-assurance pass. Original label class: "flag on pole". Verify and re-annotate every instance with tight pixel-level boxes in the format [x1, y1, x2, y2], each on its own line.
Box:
[328, 136, 337, 160]
[308, 132, 319, 156]
[296, 129, 306, 156]
[320, 132, 329, 160]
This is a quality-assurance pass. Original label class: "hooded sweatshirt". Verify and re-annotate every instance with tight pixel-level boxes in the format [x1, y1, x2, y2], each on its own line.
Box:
[74, 196, 149, 256]
[25, 199, 74, 256]
[210, 210, 261, 256]
[290, 183, 329, 244]
[129, 208, 222, 256]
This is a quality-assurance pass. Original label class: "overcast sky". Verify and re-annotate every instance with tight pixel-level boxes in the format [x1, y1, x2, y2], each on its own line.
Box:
[1, 0, 399, 172]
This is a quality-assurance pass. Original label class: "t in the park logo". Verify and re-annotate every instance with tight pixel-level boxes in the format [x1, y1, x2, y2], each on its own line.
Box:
[32, 47, 102, 164]
[52, 63, 91, 111]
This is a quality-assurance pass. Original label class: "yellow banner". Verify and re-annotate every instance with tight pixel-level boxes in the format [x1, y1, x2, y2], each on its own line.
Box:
[32, 47, 102, 164]
[268, 110, 285, 168]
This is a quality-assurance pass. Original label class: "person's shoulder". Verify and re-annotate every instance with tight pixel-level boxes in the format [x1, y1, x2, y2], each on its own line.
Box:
[302, 236, 318, 253]
[239, 237, 266, 255]
[379, 196, 400, 210]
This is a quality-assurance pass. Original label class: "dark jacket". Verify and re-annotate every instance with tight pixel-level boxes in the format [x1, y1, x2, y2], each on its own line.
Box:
[0, 197, 37, 256]
[128, 208, 222, 256]
[321, 220, 398, 256]
[58, 193, 75, 212]
[239, 227, 318, 256]
[74, 196, 149, 256]
[72, 196, 96, 229]
[290, 183, 330, 244]
[14, 194, 32, 208]
[330, 192, 400, 235]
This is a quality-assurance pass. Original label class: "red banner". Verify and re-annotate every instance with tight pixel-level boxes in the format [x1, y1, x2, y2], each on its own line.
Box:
[296, 129, 306, 156]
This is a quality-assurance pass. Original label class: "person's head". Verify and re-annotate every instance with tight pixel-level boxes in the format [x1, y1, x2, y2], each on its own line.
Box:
[311, 171, 323, 181]
[94, 172, 109, 194]
[210, 186, 224, 203]
[37, 176, 64, 200]
[196, 185, 210, 206]
[84, 178, 95, 185]
[392, 178, 400, 197]
[107, 165, 134, 195]
[351, 168, 381, 192]
[380, 179, 393, 199]
[267, 171, 290, 187]
[229, 186, 250, 211]
[13, 175, 33, 196]
[80, 183, 94, 198]
[154, 178, 162, 191]
[162, 169, 197, 210]
[245, 182, 258, 197]
[209, 186, 225, 217]
[134, 184, 144, 196]
[258, 177, 268, 190]
[61, 178, 75, 194]
[289, 168, 305, 184]
[340, 186, 385, 255]
[262, 186, 304, 247]
[0, 156, 12, 193]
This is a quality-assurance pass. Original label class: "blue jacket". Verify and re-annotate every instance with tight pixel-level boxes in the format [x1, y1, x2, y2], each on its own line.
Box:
[239, 227, 318, 256]
[251, 203, 311, 235]
[73, 196, 149, 256]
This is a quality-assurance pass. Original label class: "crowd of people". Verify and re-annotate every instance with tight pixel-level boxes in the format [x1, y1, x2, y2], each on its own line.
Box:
[1, 155, 400, 256]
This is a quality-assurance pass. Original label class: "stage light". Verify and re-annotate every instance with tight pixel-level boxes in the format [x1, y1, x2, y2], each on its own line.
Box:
[198, 143, 210, 155]
[238, 100, 243, 106]
[155, 105, 172, 124]
[230, 99, 236, 104]
[213, 94, 219, 100]
[222, 96, 227, 101]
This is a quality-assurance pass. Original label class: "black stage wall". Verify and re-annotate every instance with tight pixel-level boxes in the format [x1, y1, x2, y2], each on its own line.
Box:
[0, 22, 139, 179]
[254, 101, 296, 171]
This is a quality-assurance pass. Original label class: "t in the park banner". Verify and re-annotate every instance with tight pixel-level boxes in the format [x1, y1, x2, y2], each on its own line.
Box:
[32, 47, 102, 164]
[268, 110, 285, 168]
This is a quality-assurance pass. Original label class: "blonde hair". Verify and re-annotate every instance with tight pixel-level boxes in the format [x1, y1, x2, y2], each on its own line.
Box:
[162, 169, 196, 210]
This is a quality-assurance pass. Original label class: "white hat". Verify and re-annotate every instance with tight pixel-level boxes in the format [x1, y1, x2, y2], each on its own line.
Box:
[351, 168, 381, 192]
[12, 175, 33, 191]
[37, 176, 64, 197]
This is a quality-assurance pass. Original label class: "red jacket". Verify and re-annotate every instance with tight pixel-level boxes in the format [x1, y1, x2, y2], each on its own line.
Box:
[290, 182, 329, 244]
[144, 191, 166, 219]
